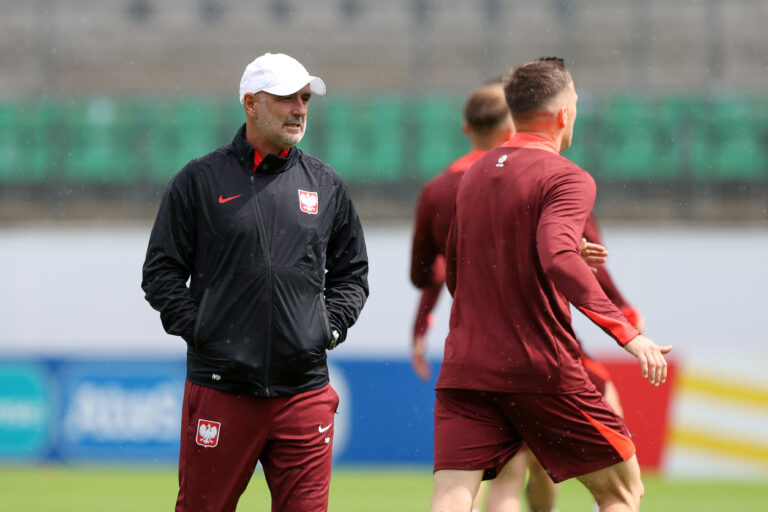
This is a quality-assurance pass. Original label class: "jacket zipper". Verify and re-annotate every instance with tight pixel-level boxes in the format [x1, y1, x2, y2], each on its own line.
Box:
[251, 174, 273, 397]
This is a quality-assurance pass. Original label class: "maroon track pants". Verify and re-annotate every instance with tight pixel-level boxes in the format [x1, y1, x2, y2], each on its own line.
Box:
[176, 381, 339, 512]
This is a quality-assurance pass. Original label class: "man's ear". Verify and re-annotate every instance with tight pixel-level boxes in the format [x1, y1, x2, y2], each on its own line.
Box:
[557, 105, 568, 128]
[461, 121, 471, 136]
[243, 93, 259, 117]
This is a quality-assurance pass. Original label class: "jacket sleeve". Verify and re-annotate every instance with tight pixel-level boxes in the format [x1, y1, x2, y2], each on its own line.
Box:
[141, 170, 198, 342]
[537, 169, 640, 346]
[324, 180, 369, 344]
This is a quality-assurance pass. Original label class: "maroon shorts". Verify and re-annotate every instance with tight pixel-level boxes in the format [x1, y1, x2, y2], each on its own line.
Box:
[176, 381, 339, 512]
[434, 386, 634, 483]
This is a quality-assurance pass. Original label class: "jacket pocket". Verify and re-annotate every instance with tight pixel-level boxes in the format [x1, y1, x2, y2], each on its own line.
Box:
[192, 288, 210, 350]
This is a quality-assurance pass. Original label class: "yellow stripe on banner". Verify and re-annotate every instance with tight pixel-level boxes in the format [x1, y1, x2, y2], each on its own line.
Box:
[671, 428, 768, 466]
[680, 373, 768, 411]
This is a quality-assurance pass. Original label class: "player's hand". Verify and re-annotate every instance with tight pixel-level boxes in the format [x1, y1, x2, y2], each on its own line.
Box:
[623, 335, 672, 386]
[412, 335, 431, 381]
[580, 238, 608, 265]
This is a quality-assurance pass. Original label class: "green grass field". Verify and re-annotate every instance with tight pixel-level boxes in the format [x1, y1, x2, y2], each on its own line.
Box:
[1, 465, 766, 511]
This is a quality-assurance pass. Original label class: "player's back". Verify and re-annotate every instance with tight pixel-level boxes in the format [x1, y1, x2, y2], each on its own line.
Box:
[439, 142, 594, 394]
[411, 150, 486, 288]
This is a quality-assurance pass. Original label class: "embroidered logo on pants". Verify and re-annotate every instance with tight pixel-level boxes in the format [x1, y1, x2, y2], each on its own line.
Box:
[196, 419, 221, 447]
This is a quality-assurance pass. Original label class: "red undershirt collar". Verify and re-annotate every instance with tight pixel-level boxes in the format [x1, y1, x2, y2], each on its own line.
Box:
[501, 133, 559, 154]
[253, 148, 290, 171]
[447, 150, 487, 173]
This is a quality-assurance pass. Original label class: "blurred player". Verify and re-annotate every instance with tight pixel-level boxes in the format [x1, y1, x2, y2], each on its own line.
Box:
[142, 53, 368, 512]
[430, 57, 671, 512]
[410, 82, 513, 381]
[410, 82, 531, 512]
[410, 83, 623, 512]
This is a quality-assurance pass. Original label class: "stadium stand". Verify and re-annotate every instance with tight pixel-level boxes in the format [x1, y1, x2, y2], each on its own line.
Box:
[0, 0, 766, 221]
[0, 95, 767, 188]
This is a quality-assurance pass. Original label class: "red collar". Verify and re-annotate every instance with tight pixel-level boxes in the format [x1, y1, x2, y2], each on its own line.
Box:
[501, 133, 559, 154]
[446, 150, 487, 173]
[253, 148, 290, 171]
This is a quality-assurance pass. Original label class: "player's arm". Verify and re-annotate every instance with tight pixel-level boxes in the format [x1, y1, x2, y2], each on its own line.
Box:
[411, 282, 441, 380]
[324, 180, 370, 348]
[444, 213, 458, 297]
[141, 170, 199, 343]
[410, 187, 444, 338]
[537, 170, 670, 385]
[410, 188, 446, 379]
[583, 214, 644, 331]
[410, 188, 442, 288]
[413, 284, 442, 339]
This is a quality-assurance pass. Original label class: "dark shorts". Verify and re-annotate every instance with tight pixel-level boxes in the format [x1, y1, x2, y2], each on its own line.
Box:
[433, 386, 635, 483]
[176, 381, 339, 512]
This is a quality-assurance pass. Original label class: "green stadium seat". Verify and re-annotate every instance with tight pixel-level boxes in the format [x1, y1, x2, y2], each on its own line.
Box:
[122, 99, 155, 183]
[223, 100, 246, 140]
[325, 97, 406, 183]
[147, 100, 182, 184]
[16, 99, 65, 183]
[691, 97, 768, 181]
[323, 98, 360, 180]
[712, 99, 766, 180]
[0, 103, 22, 183]
[597, 95, 681, 182]
[367, 97, 403, 181]
[65, 98, 141, 183]
[415, 97, 466, 180]
[175, 98, 221, 169]
[562, 102, 597, 172]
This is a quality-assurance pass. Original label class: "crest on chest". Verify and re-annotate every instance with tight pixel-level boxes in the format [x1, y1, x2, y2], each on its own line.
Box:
[298, 189, 319, 215]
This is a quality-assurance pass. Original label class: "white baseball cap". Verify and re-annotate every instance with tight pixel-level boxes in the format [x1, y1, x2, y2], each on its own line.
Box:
[239, 53, 326, 103]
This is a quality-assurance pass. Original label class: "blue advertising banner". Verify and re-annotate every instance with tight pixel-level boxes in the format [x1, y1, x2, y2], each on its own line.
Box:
[0, 362, 52, 461]
[54, 360, 186, 462]
[0, 358, 437, 465]
[330, 360, 436, 464]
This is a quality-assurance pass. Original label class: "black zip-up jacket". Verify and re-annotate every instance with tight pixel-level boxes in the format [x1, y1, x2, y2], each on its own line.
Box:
[142, 125, 369, 397]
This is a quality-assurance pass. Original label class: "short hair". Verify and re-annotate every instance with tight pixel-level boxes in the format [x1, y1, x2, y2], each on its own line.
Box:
[462, 83, 510, 132]
[503, 57, 572, 117]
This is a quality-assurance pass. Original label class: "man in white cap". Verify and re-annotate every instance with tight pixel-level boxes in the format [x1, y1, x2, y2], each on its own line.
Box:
[142, 53, 369, 511]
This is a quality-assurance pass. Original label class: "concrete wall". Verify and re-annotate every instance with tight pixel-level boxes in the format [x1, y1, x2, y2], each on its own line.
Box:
[2, 0, 767, 96]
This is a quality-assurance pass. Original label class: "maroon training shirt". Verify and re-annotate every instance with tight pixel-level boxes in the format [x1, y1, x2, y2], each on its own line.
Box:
[410, 150, 487, 338]
[439, 133, 640, 394]
[411, 150, 486, 289]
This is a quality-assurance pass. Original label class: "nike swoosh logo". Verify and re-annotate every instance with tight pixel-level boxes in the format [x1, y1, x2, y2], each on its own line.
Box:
[218, 194, 242, 204]
[318, 423, 332, 433]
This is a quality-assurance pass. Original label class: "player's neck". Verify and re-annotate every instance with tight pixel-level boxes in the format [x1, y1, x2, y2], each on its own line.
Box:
[469, 134, 511, 152]
[512, 125, 563, 153]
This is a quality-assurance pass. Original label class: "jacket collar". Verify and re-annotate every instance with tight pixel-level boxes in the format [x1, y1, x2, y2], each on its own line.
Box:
[231, 123, 298, 174]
